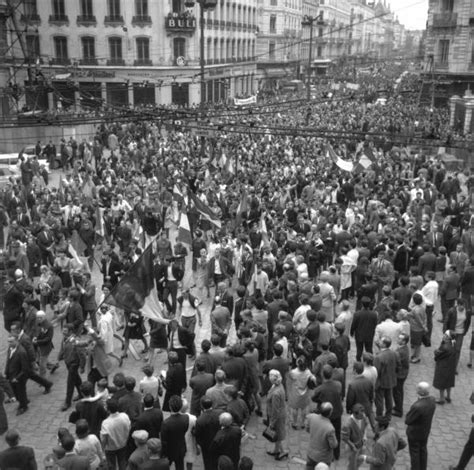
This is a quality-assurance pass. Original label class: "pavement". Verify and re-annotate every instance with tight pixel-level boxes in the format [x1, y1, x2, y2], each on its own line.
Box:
[0, 171, 473, 469]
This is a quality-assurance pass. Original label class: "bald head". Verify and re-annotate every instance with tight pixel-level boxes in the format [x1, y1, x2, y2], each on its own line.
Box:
[219, 412, 233, 427]
[320, 402, 333, 418]
[416, 381, 430, 397]
[215, 369, 226, 383]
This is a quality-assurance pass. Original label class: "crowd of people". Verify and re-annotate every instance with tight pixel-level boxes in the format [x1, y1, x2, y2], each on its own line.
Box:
[0, 63, 473, 470]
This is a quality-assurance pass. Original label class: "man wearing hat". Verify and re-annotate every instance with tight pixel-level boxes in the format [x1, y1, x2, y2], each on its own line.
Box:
[128, 430, 149, 470]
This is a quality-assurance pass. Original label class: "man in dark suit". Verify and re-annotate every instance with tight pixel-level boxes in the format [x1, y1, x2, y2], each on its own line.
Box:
[405, 382, 436, 470]
[195, 397, 222, 470]
[440, 266, 460, 322]
[423, 183, 437, 209]
[155, 257, 183, 315]
[134, 394, 163, 439]
[460, 257, 474, 311]
[168, 319, 193, 369]
[312, 365, 344, 460]
[393, 333, 410, 417]
[374, 337, 400, 419]
[57, 434, 90, 470]
[36, 223, 54, 265]
[190, 360, 215, 417]
[417, 245, 437, 277]
[72, 382, 107, 437]
[0, 429, 37, 470]
[2, 278, 24, 332]
[346, 361, 375, 431]
[161, 395, 189, 470]
[118, 376, 142, 426]
[350, 297, 378, 361]
[162, 352, 186, 413]
[208, 247, 234, 286]
[101, 250, 123, 288]
[5, 335, 29, 415]
[210, 412, 242, 469]
[424, 224, 444, 252]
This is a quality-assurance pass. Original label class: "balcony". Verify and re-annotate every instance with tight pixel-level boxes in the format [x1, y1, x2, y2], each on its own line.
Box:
[432, 12, 457, 28]
[50, 57, 71, 65]
[107, 58, 125, 66]
[132, 15, 152, 26]
[165, 13, 196, 34]
[49, 14, 69, 26]
[77, 15, 97, 26]
[104, 15, 124, 26]
[20, 13, 41, 24]
[134, 59, 153, 66]
[79, 58, 98, 65]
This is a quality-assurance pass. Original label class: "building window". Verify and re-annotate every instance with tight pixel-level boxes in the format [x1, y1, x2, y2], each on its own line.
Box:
[25, 34, 40, 60]
[52, 0, 65, 17]
[317, 46, 322, 57]
[438, 39, 449, 63]
[269, 41, 275, 60]
[270, 15, 276, 33]
[80, 0, 93, 17]
[172, 0, 183, 14]
[108, 0, 121, 18]
[135, 0, 148, 16]
[81, 36, 96, 63]
[53, 36, 68, 63]
[441, 0, 453, 11]
[318, 27, 323, 37]
[173, 37, 186, 60]
[136, 37, 150, 64]
[24, 0, 38, 16]
[471, 34, 474, 64]
[109, 37, 123, 64]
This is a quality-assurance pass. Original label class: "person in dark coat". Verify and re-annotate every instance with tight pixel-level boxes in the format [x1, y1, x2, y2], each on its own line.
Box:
[190, 360, 215, 417]
[57, 434, 90, 470]
[0, 429, 37, 470]
[210, 412, 242, 469]
[133, 394, 163, 439]
[346, 361, 375, 432]
[161, 395, 188, 470]
[433, 331, 457, 404]
[162, 352, 186, 412]
[0, 374, 14, 435]
[393, 333, 410, 417]
[350, 297, 378, 361]
[4, 335, 30, 415]
[405, 382, 436, 470]
[195, 397, 222, 470]
[71, 381, 107, 437]
[2, 278, 24, 332]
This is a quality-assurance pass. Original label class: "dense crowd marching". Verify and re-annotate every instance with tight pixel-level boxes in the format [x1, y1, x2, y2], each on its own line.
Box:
[0, 63, 473, 470]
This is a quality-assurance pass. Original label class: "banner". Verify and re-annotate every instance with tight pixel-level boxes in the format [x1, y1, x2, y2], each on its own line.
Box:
[234, 95, 257, 106]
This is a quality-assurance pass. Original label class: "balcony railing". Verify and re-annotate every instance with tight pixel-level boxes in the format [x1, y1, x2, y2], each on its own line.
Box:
[107, 58, 125, 66]
[104, 15, 124, 25]
[51, 57, 71, 65]
[79, 58, 98, 65]
[165, 13, 196, 32]
[20, 13, 41, 24]
[49, 14, 69, 25]
[134, 59, 153, 66]
[434, 61, 449, 69]
[132, 15, 152, 25]
[77, 15, 97, 26]
[433, 12, 457, 28]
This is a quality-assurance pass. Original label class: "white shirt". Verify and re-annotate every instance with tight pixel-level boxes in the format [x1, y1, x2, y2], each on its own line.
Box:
[421, 280, 438, 306]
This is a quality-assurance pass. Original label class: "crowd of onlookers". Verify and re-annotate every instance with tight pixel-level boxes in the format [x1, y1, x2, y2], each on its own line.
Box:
[0, 63, 473, 470]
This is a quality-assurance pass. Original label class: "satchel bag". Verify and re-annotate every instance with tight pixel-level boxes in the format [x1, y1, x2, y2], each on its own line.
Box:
[262, 426, 278, 443]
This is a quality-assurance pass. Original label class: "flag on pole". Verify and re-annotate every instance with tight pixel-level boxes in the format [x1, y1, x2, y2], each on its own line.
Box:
[354, 147, 378, 174]
[100, 243, 168, 323]
[326, 143, 354, 172]
[68, 242, 83, 267]
[326, 143, 339, 163]
[189, 191, 221, 229]
[95, 206, 105, 239]
[236, 190, 248, 226]
[177, 212, 192, 245]
[70, 230, 87, 257]
[173, 184, 184, 205]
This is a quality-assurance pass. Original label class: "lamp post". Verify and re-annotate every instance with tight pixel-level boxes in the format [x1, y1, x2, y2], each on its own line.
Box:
[301, 14, 324, 103]
[184, 0, 216, 158]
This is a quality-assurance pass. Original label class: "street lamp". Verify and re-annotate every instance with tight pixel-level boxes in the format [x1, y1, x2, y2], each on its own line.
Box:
[184, 0, 217, 158]
[301, 14, 324, 103]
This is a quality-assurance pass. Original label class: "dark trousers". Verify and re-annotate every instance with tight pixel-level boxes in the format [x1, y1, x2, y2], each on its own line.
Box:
[10, 378, 28, 409]
[28, 369, 52, 389]
[105, 447, 127, 470]
[170, 347, 187, 370]
[425, 304, 433, 342]
[330, 416, 342, 460]
[201, 449, 218, 470]
[456, 428, 474, 470]
[65, 364, 82, 406]
[375, 386, 393, 418]
[168, 456, 184, 470]
[163, 280, 178, 314]
[181, 316, 196, 357]
[393, 377, 406, 414]
[408, 438, 428, 470]
[355, 340, 373, 361]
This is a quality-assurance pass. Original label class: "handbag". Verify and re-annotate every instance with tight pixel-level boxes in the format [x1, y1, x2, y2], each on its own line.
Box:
[262, 426, 278, 443]
[421, 331, 431, 347]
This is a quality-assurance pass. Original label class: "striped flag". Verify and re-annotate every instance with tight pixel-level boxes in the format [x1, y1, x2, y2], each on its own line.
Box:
[68, 242, 83, 266]
[189, 191, 221, 229]
[326, 143, 339, 163]
[70, 230, 87, 256]
[100, 243, 169, 323]
[177, 212, 192, 245]
[173, 184, 184, 205]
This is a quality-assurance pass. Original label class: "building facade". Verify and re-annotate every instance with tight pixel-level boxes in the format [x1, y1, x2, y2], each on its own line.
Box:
[2, 0, 257, 113]
[255, 0, 303, 91]
[424, 0, 474, 103]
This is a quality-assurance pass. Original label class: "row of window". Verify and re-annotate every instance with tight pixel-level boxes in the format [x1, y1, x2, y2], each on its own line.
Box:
[26, 35, 257, 66]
